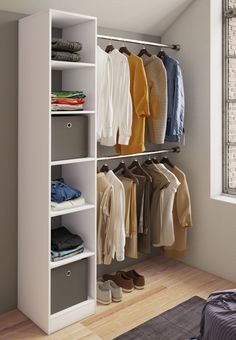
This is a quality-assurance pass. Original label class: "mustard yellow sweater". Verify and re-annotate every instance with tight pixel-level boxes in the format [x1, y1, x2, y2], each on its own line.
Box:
[118, 54, 150, 154]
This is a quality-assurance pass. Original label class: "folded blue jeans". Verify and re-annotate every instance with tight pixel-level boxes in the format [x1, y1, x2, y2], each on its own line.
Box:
[51, 178, 81, 203]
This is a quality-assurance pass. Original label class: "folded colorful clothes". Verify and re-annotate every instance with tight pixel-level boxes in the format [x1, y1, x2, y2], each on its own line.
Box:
[51, 91, 86, 99]
[52, 38, 82, 52]
[51, 196, 86, 211]
[52, 50, 81, 62]
[51, 104, 84, 111]
[51, 99, 85, 105]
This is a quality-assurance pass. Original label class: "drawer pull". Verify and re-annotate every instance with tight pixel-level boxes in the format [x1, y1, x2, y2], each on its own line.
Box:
[67, 122, 72, 128]
[66, 270, 71, 277]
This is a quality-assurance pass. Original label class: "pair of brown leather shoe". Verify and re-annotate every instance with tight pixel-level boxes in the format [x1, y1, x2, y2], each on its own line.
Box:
[103, 270, 145, 293]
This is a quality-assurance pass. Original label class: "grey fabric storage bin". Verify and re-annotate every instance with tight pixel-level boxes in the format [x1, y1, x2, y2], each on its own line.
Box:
[51, 259, 88, 314]
[51, 115, 88, 161]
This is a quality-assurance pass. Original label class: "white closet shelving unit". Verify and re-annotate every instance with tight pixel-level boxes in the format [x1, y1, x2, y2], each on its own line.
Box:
[18, 9, 97, 334]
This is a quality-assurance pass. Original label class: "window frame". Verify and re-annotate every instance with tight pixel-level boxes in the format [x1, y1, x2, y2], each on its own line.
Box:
[222, 0, 236, 195]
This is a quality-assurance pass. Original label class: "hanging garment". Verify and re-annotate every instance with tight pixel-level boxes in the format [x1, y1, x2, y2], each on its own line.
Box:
[97, 173, 115, 265]
[132, 173, 152, 255]
[100, 49, 132, 146]
[118, 54, 150, 154]
[142, 163, 170, 246]
[164, 166, 192, 258]
[97, 46, 113, 141]
[105, 170, 126, 262]
[154, 164, 180, 247]
[142, 55, 167, 144]
[138, 179, 152, 254]
[118, 176, 138, 259]
[160, 55, 185, 142]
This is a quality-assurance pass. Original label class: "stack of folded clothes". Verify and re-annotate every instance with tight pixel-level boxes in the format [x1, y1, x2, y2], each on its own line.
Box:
[51, 226, 84, 262]
[51, 178, 86, 211]
[51, 38, 82, 62]
[51, 90, 86, 111]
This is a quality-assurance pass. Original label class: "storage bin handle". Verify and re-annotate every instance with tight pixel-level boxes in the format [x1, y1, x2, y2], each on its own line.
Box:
[66, 270, 71, 277]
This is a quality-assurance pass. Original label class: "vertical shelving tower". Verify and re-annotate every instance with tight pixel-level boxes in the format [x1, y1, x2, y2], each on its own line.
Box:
[18, 9, 97, 334]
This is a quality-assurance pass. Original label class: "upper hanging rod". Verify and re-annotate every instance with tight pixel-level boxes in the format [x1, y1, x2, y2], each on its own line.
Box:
[97, 146, 180, 161]
[97, 34, 181, 51]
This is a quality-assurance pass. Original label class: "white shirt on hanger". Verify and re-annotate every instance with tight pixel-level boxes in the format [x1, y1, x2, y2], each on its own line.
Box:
[100, 49, 132, 146]
[154, 163, 180, 247]
[105, 170, 126, 261]
[97, 46, 113, 141]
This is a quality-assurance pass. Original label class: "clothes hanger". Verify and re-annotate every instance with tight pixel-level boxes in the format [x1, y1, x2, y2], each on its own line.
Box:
[119, 42, 131, 56]
[144, 157, 154, 165]
[100, 164, 109, 173]
[151, 157, 159, 164]
[105, 40, 115, 53]
[138, 45, 152, 57]
[128, 159, 152, 182]
[113, 161, 139, 184]
[160, 156, 175, 168]
[157, 48, 167, 58]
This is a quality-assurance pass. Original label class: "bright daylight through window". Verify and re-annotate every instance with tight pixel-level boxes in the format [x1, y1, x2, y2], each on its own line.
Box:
[223, 0, 236, 194]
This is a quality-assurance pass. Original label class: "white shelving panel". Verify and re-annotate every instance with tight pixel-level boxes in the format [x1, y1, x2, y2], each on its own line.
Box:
[50, 250, 95, 269]
[51, 60, 95, 70]
[50, 203, 95, 217]
[51, 110, 95, 115]
[18, 9, 97, 334]
[51, 157, 95, 166]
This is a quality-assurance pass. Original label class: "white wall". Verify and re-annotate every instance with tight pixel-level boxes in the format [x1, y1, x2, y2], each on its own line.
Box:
[162, 0, 236, 283]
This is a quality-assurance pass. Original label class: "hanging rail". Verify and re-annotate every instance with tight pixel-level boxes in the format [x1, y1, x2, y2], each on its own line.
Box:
[97, 34, 181, 51]
[97, 146, 180, 161]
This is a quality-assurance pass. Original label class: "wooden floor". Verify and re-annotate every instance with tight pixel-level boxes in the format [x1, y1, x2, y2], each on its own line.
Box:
[0, 256, 235, 340]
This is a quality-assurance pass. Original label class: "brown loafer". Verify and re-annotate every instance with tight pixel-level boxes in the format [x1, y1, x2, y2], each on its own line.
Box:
[118, 270, 145, 289]
[103, 272, 134, 293]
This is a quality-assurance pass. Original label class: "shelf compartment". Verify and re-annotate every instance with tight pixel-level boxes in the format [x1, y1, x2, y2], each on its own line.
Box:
[51, 110, 95, 115]
[50, 249, 94, 269]
[49, 297, 95, 333]
[51, 60, 95, 70]
[51, 157, 95, 166]
[50, 203, 95, 217]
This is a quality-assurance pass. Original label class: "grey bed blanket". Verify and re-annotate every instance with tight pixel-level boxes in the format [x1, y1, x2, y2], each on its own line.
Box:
[197, 290, 236, 340]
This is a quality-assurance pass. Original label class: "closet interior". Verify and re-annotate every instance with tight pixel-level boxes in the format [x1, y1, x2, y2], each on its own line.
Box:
[18, 8, 186, 335]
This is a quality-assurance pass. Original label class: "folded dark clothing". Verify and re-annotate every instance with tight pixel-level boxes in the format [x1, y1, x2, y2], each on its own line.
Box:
[52, 38, 82, 52]
[51, 245, 84, 262]
[52, 50, 81, 62]
[51, 91, 86, 99]
[51, 226, 84, 251]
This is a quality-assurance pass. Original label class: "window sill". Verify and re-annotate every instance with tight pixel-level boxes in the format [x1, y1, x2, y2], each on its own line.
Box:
[211, 194, 236, 205]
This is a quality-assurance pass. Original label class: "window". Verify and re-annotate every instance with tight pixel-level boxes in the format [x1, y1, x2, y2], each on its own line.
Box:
[223, 0, 236, 194]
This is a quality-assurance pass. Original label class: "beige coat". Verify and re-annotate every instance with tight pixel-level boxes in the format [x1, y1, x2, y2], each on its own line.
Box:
[164, 166, 192, 258]
[97, 173, 115, 265]
[143, 56, 167, 144]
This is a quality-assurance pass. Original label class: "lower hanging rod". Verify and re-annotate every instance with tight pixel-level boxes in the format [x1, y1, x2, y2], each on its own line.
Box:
[97, 146, 180, 162]
[97, 34, 181, 51]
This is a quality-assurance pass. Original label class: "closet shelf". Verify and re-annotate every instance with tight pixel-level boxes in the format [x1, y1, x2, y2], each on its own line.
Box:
[50, 203, 95, 217]
[51, 110, 95, 115]
[50, 248, 95, 269]
[50, 296, 95, 319]
[51, 60, 95, 70]
[51, 157, 95, 166]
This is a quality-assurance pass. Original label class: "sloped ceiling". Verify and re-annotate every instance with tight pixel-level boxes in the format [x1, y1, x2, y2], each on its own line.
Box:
[0, 0, 194, 36]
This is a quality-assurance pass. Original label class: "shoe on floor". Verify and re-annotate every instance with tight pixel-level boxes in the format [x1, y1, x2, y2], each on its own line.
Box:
[103, 280, 123, 302]
[103, 272, 134, 293]
[97, 281, 112, 305]
[118, 270, 145, 289]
